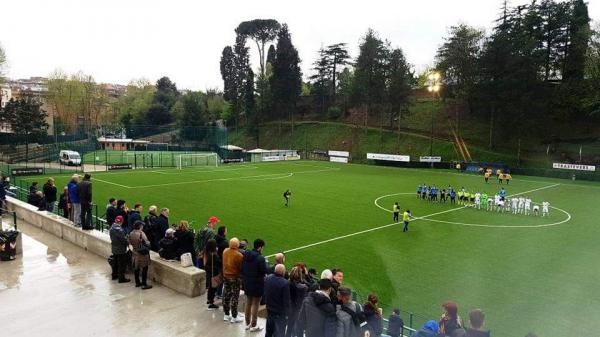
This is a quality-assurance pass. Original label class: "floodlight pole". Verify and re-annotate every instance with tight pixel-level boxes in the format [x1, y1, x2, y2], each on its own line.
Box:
[427, 72, 441, 158]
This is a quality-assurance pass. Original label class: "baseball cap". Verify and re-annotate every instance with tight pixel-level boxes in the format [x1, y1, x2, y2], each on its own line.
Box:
[115, 215, 124, 223]
[208, 216, 220, 224]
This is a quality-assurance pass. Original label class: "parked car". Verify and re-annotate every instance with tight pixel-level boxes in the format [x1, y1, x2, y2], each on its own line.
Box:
[59, 150, 82, 166]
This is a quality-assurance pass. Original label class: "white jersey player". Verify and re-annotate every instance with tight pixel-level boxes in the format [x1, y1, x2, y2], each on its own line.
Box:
[518, 197, 526, 214]
[511, 197, 519, 214]
[533, 204, 540, 216]
[524, 198, 532, 215]
[494, 194, 503, 212]
[504, 198, 512, 213]
[542, 201, 550, 217]
[487, 196, 494, 211]
[474, 192, 481, 209]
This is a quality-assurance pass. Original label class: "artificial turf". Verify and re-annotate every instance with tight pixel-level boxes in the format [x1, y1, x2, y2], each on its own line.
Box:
[15, 160, 600, 337]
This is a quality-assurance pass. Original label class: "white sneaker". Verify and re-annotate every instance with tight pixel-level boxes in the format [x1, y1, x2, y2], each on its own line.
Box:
[223, 315, 231, 322]
[245, 324, 251, 330]
[230, 316, 244, 323]
[249, 326, 263, 332]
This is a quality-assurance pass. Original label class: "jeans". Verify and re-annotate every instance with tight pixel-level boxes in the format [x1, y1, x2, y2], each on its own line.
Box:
[265, 311, 287, 337]
[245, 295, 261, 327]
[81, 202, 92, 229]
[46, 201, 55, 213]
[223, 277, 241, 317]
[71, 203, 81, 227]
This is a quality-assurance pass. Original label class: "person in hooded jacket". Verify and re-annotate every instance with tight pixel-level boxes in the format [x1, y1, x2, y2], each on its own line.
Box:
[67, 175, 81, 226]
[298, 278, 337, 337]
[242, 239, 267, 332]
[335, 287, 363, 337]
[412, 320, 440, 337]
[286, 266, 308, 337]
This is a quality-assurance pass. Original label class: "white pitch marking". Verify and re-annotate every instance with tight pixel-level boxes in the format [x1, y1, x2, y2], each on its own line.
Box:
[93, 177, 132, 189]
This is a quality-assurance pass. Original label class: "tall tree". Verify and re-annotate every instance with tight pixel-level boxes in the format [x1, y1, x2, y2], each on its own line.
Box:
[435, 24, 484, 113]
[266, 45, 276, 66]
[309, 48, 332, 114]
[325, 43, 351, 101]
[244, 68, 258, 143]
[178, 91, 207, 141]
[0, 43, 6, 83]
[352, 29, 389, 127]
[563, 0, 591, 81]
[236, 19, 281, 76]
[271, 24, 302, 130]
[387, 48, 413, 128]
[1, 94, 48, 161]
[220, 46, 236, 102]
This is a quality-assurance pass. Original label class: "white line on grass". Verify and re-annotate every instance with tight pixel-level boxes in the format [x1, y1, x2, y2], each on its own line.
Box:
[93, 177, 132, 189]
[131, 167, 340, 188]
[270, 183, 562, 257]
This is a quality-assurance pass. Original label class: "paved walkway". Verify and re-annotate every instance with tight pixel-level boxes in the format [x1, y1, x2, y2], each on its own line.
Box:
[0, 220, 263, 337]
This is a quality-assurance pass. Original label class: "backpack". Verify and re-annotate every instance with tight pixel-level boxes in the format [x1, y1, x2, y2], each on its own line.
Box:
[195, 227, 214, 253]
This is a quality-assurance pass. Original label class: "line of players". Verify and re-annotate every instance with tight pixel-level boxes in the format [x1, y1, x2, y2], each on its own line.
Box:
[416, 184, 550, 216]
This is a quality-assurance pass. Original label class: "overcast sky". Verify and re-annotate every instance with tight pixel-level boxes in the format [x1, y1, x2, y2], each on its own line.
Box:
[1, 0, 598, 90]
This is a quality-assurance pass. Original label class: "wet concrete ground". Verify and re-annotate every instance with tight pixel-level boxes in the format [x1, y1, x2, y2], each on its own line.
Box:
[0, 220, 262, 337]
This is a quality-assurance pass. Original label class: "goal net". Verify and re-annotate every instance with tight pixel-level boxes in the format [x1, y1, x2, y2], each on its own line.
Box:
[177, 153, 219, 169]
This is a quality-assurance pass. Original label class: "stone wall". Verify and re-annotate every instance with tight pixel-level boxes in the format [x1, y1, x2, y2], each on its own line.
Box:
[5, 197, 205, 297]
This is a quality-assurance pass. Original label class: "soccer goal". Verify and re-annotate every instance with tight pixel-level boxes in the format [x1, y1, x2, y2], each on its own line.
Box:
[177, 153, 219, 169]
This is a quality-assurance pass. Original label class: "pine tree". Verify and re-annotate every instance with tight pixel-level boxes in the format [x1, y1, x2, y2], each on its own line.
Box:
[271, 24, 302, 129]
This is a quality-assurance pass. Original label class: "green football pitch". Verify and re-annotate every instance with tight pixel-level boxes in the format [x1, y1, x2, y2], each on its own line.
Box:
[16, 160, 600, 337]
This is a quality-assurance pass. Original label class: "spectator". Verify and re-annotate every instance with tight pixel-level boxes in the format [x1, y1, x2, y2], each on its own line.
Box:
[306, 268, 318, 286]
[129, 220, 152, 290]
[175, 220, 196, 266]
[57, 187, 69, 219]
[465, 309, 490, 337]
[204, 239, 221, 310]
[264, 264, 291, 337]
[116, 200, 129, 232]
[154, 208, 169, 247]
[364, 294, 383, 337]
[298, 278, 337, 337]
[439, 301, 463, 336]
[242, 238, 268, 332]
[106, 198, 118, 226]
[67, 175, 80, 226]
[387, 308, 404, 337]
[29, 191, 45, 210]
[29, 181, 38, 195]
[239, 238, 249, 252]
[287, 266, 308, 337]
[335, 286, 363, 337]
[42, 178, 57, 212]
[412, 320, 440, 337]
[158, 228, 178, 260]
[195, 216, 218, 269]
[309, 269, 333, 292]
[109, 215, 129, 283]
[331, 268, 344, 304]
[128, 203, 143, 229]
[215, 225, 228, 258]
[222, 237, 244, 323]
[144, 205, 159, 251]
[77, 173, 93, 230]
[269, 253, 289, 279]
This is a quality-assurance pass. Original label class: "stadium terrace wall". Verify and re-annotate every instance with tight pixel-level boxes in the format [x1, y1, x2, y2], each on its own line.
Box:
[5, 197, 206, 297]
[511, 167, 600, 182]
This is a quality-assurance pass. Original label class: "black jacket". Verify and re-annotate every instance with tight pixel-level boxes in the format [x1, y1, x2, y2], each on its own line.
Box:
[204, 251, 222, 275]
[154, 214, 169, 242]
[175, 229, 195, 257]
[290, 280, 308, 311]
[215, 234, 228, 258]
[158, 237, 178, 260]
[77, 179, 92, 204]
[264, 274, 291, 315]
[364, 304, 384, 336]
[241, 249, 268, 297]
[143, 213, 158, 250]
[43, 183, 57, 203]
[387, 314, 404, 337]
[128, 211, 142, 227]
[298, 291, 337, 337]
[106, 206, 118, 226]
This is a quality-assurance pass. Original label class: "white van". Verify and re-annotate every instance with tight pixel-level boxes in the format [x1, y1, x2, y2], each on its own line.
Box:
[59, 150, 82, 166]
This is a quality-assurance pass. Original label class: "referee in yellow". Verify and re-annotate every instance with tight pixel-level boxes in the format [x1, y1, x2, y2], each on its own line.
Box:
[393, 202, 400, 222]
[402, 209, 413, 232]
